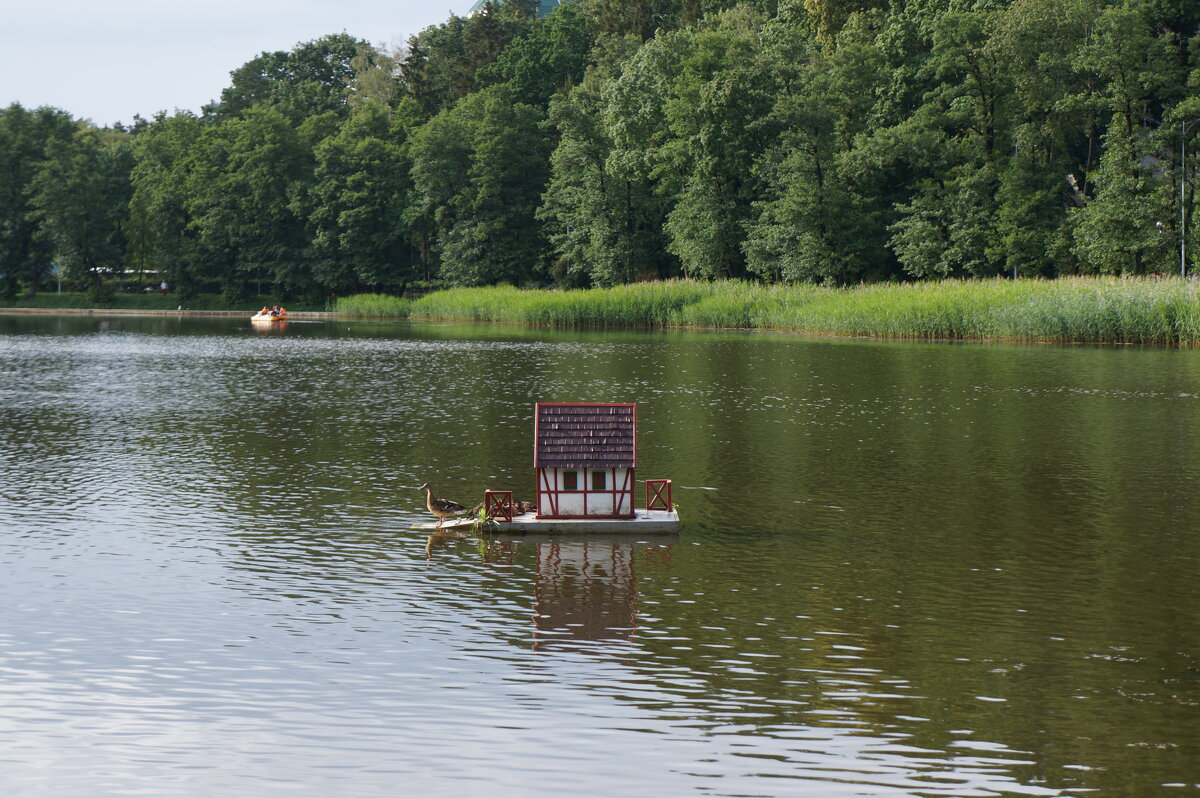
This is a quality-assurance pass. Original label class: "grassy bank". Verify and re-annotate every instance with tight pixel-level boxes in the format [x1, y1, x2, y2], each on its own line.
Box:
[1, 292, 326, 312]
[332, 278, 1200, 345]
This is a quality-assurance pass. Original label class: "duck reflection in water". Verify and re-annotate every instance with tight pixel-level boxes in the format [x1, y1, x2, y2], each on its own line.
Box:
[424, 528, 471, 558]
[424, 530, 521, 561]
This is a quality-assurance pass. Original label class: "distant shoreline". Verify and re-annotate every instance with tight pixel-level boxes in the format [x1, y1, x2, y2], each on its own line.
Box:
[0, 307, 334, 319]
[9, 277, 1200, 346]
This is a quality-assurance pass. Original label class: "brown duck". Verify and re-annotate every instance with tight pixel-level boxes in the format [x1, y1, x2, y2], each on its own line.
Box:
[466, 498, 537, 519]
[419, 482, 467, 528]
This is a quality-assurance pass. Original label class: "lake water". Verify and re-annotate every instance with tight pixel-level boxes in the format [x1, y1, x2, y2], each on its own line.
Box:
[1, 314, 1198, 797]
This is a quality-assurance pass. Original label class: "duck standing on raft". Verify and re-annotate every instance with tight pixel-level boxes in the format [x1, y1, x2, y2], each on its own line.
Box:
[419, 483, 467, 528]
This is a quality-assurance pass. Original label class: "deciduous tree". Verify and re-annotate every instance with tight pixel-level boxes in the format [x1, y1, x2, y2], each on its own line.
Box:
[28, 125, 132, 298]
[307, 102, 417, 292]
[0, 103, 74, 296]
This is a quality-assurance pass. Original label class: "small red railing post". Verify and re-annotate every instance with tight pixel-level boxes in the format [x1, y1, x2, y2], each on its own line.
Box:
[645, 479, 672, 511]
[484, 490, 513, 522]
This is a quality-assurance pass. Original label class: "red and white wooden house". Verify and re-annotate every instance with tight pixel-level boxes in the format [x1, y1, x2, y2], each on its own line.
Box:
[534, 403, 638, 519]
[476, 401, 676, 532]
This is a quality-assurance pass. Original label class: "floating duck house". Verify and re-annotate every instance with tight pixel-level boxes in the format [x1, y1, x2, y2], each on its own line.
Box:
[416, 402, 679, 534]
[535, 402, 636, 519]
[502, 402, 678, 533]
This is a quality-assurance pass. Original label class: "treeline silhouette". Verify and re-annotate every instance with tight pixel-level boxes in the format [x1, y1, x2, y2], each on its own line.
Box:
[1, 0, 1198, 302]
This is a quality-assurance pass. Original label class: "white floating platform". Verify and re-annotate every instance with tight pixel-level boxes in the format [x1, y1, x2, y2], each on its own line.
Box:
[411, 509, 680, 534]
[498, 510, 680, 534]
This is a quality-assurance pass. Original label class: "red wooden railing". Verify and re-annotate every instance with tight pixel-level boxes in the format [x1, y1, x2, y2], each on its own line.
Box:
[645, 479, 672, 511]
[485, 490, 514, 522]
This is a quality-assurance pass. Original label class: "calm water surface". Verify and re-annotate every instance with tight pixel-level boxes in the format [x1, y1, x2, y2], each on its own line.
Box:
[1, 314, 1198, 797]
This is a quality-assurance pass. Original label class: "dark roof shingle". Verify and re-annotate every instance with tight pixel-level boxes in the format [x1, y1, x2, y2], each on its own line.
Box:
[535, 403, 636, 468]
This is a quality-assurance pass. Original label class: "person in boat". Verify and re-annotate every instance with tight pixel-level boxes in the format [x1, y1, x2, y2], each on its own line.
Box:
[269, 306, 279, 316]
[259, 306, 269, 316]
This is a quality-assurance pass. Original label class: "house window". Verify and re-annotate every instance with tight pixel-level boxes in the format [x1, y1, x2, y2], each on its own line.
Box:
[562, 471, 579, 491]
[591, 471, 607, 491]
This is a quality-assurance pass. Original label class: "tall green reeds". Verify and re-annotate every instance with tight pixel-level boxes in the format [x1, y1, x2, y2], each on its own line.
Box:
[328, 293, 413, 317]
[331, 278, 1200, 345]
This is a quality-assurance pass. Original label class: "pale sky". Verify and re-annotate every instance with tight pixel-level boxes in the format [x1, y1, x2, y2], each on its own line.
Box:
[0, 0, 462, 126]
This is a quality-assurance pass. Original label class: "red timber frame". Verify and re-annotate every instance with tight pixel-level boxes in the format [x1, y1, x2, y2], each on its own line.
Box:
[535, 402, 636, 520]
[535, 466, 636, 519]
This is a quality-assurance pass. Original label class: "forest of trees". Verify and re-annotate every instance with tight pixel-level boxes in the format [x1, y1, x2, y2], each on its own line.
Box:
[1, 0, 1199, 302]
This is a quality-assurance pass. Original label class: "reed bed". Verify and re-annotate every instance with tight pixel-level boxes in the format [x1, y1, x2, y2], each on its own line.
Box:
[331, 278, 1200, 345]
[329, 293, 414, 317]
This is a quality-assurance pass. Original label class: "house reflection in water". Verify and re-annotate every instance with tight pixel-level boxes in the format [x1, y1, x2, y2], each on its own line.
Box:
[531, 541, 671, 651]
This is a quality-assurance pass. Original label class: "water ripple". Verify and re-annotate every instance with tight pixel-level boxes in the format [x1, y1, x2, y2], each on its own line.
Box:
[2, 318, 1199, 796]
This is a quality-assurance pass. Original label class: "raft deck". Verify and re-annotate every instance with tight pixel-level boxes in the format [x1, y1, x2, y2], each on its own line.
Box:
[411, 509, 680, 534]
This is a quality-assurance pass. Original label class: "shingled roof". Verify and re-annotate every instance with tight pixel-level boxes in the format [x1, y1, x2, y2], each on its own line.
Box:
[534, 403, 636, 469]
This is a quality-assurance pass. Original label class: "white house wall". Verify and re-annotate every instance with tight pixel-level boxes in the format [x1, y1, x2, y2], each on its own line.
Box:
[539, 467, 632, 517]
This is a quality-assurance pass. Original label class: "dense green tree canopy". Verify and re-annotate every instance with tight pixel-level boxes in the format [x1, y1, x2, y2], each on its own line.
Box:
[28, 125, 132, 296]
[208, 33, 370, 123]
[0, 104, 75, 296]
[2, 0, 1199, 300]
